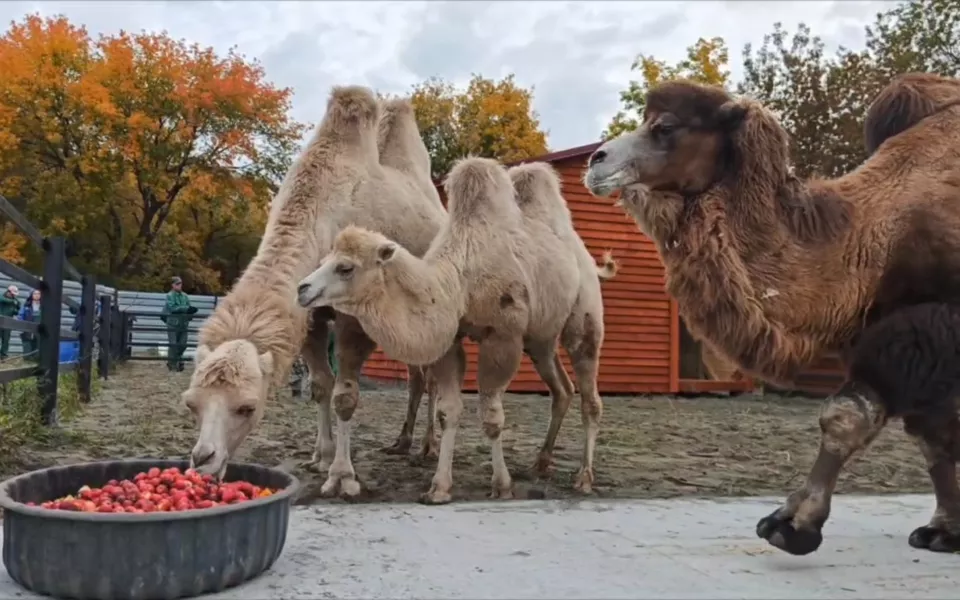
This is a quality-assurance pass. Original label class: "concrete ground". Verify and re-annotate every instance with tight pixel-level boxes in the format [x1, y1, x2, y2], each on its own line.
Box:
[1, 494, 956, 599]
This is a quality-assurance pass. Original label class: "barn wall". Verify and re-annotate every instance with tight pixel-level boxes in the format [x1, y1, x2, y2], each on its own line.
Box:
[360, 153, 677, 394]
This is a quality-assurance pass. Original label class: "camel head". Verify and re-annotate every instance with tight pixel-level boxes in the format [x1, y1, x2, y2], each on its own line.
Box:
[181, 339, 274, 479]
[584, 80, 750, 198]
[296, 225, 401, 313]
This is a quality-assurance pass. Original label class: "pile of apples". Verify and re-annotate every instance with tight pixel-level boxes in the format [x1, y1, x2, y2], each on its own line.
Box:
[25, 466, 277, 513]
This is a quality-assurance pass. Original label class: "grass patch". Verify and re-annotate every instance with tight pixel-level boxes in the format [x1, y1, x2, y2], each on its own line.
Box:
[0, 362, 101, 472]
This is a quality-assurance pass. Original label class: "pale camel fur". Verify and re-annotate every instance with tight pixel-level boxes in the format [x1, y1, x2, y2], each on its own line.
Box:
[297, 157, 611, 503]
[182, 86, 447, 497]
[388, 163, 619, 481]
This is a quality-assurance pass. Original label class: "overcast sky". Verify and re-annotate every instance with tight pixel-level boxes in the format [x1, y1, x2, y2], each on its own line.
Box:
[4, 0, 892, 151]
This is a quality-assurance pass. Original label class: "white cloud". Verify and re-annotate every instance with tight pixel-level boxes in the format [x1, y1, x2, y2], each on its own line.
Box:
[0, 0, 890, 151]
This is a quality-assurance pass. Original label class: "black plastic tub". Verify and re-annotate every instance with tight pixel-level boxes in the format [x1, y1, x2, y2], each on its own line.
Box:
[0, 459, 300, 600]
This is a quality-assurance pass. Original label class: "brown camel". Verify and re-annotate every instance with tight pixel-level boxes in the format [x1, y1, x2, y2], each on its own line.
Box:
[297, 158, 614, 503]
[583, 72, 960, 556]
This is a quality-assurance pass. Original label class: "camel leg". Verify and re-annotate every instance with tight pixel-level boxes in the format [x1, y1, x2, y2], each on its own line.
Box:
[381, 365, 427, 455]
[301, 318, 336, 472]
[420, 341, 467, 505]
[320, 315, 376, 499]
[903, 413, 960, 553]
[477, 332, 524, 500]
[561, 309, 604, 494]
[419, 369, 440, 460]
[526, 340, 574, 476]
[756, 380, 888, 556]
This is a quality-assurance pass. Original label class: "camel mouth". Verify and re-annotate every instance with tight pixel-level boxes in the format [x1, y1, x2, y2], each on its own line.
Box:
[296, 284, 326, 308]
[191, 453, 228, 481]
[584, 168, 628, 198]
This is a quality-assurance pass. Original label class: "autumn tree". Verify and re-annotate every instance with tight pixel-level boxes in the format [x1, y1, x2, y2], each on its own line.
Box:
[604, 37, 731, 139]
[408, 74, 548, 178]
[0, 14, 307, 292]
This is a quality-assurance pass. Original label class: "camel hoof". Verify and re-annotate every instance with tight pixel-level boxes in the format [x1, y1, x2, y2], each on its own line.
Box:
[489, 487, 514, 500]
[909, 525, 960, 552]
[340, 478, 362, 498]
[419, 488, 453, 505]
[301, 458, 331, 473]
[418, 438, 440, 461]
[533, 452, 555, 476]
[380, 437, 412, 455]
[573, 467, 594, 493]
[319, 478, 340, 497]
[756, 511, 823, 556]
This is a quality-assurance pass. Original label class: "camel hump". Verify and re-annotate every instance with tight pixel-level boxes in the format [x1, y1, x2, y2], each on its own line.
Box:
[378, 96, 415, 120]
[508, 162, 563, 207]
[444, 156, 515, 216]
[326, 85, 380, 131]
[864, 72, 960, 155]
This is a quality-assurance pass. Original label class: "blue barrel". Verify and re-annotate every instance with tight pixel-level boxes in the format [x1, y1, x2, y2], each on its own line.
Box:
[58, 341, 79, 363]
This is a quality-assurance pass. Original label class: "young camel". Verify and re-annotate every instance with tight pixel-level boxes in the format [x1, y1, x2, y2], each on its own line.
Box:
[386, 165, 620, 478]
[297, 157, 610, 503]
[182, 86, 447, 496]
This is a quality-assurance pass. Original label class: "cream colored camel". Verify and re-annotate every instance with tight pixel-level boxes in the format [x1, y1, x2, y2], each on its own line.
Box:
[385, 168, 619, 476]
[297, 157, 610, 503]
[181, 85, 447, 495]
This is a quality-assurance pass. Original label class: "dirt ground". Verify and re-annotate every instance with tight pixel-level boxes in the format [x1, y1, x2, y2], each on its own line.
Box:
[3, 361, 932, 504]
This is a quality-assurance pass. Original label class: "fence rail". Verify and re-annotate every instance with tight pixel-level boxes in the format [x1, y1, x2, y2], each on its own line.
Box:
[0, 196, 101, 425]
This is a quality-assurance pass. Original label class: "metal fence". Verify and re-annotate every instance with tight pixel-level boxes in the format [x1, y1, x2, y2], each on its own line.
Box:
[0, 274, 219, 359]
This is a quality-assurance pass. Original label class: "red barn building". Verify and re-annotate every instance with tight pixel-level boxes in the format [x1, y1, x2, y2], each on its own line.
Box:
[361, 143, 845, 397]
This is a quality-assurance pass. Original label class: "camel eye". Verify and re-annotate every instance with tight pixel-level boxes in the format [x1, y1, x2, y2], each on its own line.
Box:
[335, 263, 354, 277]
[234, 405, 255, 418]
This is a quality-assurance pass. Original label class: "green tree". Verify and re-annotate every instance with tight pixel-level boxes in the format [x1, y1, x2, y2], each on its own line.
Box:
[409, 74, 549, 178]
[739, 0, 960, 178]
[604, 37, 731, 139]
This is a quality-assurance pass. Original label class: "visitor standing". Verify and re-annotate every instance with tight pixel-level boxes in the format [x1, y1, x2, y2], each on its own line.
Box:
[161, 276, 197, 372]
[0, 285, 20, 360]
[18, 288, 41, 361]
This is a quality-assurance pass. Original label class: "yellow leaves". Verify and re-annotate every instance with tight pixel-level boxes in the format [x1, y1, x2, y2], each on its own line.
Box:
[604, 37, 732, 139]
[411, 73, 548, 178]
[0, 13, 306, 292]
[0, 224, 27, 265]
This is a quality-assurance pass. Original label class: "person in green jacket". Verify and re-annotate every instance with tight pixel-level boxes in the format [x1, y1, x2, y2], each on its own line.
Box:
[18, 288, 41, 362]
[161, 276, 197, 372]
[0, 285, 21, 360]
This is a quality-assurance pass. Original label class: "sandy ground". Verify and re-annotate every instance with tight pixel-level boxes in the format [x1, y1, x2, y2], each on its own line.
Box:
[2, 362, 932, 504]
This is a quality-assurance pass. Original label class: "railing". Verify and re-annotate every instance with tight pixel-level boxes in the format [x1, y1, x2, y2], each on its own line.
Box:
[0, 195, 110, 425]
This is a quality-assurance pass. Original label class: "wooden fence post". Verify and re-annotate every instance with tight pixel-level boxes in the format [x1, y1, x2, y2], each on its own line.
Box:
[97, 294, 112, 379]
[77, 275, 95, 402]
[38, 236, 65, 426]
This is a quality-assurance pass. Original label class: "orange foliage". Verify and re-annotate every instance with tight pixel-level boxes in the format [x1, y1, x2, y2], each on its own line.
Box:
[0, 14, 308, 292]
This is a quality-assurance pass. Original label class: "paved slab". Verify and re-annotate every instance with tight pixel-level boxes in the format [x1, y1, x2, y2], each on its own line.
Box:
[1, 494, 955, 599]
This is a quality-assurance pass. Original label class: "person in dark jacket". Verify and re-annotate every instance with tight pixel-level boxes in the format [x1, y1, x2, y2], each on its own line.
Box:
[18, 288, 41, 361]
[161, 276, 197, 372]
[0, 285, 21, 360]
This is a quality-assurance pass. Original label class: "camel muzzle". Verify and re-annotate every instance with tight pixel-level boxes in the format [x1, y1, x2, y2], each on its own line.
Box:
[296, 283, 321, 307]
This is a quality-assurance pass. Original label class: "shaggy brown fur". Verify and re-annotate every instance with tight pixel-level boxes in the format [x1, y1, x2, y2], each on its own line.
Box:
[586, 74, 960, 387]
[864, 72, 960, 155]
[298, 158, 613, 503]
[186, 85, 448, 497]
[584, 72, 960, 557]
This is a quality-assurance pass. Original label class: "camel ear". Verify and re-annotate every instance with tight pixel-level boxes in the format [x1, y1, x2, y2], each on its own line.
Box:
[714, 101, 748, 131]
[195, 344, 212, 364]
[376, 241, 398, 265]
[258, 351, 274, 377]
